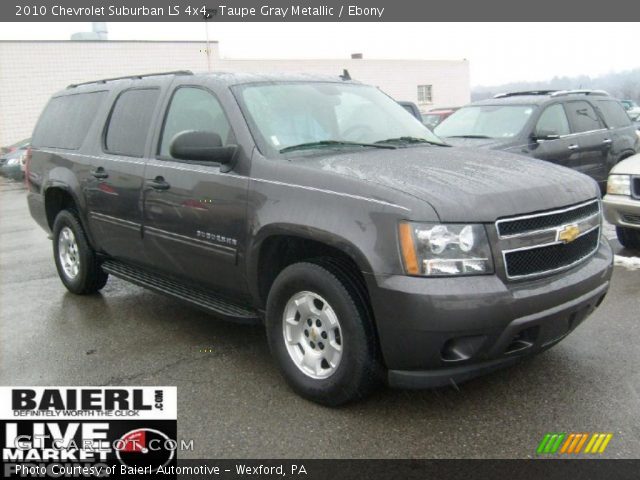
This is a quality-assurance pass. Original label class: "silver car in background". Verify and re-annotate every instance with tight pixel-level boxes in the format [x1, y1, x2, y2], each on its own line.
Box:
[604, 153, 640, 249]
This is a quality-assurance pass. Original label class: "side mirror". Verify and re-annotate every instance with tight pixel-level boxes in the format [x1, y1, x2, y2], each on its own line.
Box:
[532, 130, 560, 141]
[169, 130, 237, 164]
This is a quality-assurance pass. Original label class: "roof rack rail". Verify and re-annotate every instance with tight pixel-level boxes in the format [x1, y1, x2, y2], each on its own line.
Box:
[67, 70, 193, 89]
[493, 90, 559, 98]
[550, 89, 609, 97]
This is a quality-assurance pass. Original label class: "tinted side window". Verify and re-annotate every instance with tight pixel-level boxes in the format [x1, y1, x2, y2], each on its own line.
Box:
[594, 100, 632, 128]
[105, 89, 160, 157]
[32, 91, 107, 150]
[565, 101, 603, 133]
[159, 87, 232, 158]
[535, 104, 570, 136]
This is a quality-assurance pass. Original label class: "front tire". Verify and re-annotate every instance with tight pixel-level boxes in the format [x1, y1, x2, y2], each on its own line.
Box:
[52, 209, 108, 294]
[616, 226, 640, 251]
[266, 261, 380, 406]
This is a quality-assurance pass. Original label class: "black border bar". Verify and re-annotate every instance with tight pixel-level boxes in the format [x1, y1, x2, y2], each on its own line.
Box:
[5, 0, 640, 22]
[165, 459, 639, 479]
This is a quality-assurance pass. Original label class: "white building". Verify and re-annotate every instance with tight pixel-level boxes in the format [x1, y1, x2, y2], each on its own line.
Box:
[0, 39, 470, 146]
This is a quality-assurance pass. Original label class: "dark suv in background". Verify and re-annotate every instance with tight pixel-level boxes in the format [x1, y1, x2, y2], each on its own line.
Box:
[435, 90, 639, 190]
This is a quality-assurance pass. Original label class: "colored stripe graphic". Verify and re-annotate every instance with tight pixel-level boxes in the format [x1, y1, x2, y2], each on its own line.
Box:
[539, 433, 613, 454]
[560, 433, 587, 454]
[585, 433, 613, 454]
[537, 434, 552, 454]
[537, 433, 565, 454]
[560, 434, 575, 453]
[574, 433, 589, 453]
[549, 434, 565, 453]
[598, 433, 613, 453]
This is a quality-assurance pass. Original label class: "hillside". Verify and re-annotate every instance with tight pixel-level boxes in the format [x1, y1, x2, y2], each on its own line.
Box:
[472, 68, 640, 102]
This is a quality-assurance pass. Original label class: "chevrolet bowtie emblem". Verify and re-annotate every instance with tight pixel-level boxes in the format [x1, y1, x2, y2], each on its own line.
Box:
[558, 224, 580, 244]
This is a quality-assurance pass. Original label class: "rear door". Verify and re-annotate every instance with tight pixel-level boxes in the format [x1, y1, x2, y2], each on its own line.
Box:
[85, 83, 165, 263]
[563, 100, 611, 184]
[141, 82, 250, 301]
[593, 98, 637, 173]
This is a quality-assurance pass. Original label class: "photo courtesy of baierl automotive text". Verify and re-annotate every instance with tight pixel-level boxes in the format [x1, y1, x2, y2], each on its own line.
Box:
[1, 1, 640, 478]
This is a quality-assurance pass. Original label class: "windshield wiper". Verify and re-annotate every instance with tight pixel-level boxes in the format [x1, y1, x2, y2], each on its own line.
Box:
[375, 136, 445, 146]
[446, 135, 493, 139]
[279, 140, 396, 153]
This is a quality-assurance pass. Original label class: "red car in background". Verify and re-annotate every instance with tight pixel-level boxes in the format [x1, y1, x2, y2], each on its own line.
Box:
[422, 107, 459, 130]
[1, 137, 30, 155]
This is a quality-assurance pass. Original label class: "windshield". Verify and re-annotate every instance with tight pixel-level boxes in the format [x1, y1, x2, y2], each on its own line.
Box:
[234, 82, 445, 154]
[434, 105, 535, 139]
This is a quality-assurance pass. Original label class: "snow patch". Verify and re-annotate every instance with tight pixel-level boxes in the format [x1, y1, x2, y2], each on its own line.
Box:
[614, 255, 640, 270]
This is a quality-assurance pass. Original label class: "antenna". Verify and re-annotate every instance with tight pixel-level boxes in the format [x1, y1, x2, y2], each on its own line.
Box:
[204, 20, 212, 72]
[340, 69, 351, 81]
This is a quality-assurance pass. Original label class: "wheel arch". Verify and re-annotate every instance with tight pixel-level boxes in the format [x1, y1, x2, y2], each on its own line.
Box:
[247, 224, 374, 310]
[43, 170, 96, 248]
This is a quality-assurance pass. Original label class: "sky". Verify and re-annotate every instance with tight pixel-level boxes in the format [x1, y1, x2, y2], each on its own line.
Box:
[1, 22, 639, 86]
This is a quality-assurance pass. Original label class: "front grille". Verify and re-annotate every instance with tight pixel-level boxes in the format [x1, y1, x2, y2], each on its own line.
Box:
[633, 177, 640, 199]
[497, 199, 601, 280]
[504, 229, 599, 278]
[497, 200, 600, 237]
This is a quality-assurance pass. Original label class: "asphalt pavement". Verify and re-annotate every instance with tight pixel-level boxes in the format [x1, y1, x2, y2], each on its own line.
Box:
[1, 177, 639, 459]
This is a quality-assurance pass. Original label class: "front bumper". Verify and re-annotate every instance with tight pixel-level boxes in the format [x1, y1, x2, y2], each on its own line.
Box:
[364, 239, 613, 388]
[603, 194, 640, 229]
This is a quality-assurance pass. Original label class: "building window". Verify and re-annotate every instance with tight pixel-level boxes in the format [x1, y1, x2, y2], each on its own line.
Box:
[417, 85, 433, 104]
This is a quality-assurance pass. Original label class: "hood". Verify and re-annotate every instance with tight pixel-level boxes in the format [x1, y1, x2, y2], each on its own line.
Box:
[294, 146, 599, 222]
[611, 153, 640, 175]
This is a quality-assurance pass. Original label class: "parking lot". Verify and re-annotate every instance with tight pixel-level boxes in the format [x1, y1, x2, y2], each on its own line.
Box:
[1, 177, 639, 459]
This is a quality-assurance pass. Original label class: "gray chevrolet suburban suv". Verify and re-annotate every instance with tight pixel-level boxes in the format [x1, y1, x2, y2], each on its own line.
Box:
[26, 71, 613, 405]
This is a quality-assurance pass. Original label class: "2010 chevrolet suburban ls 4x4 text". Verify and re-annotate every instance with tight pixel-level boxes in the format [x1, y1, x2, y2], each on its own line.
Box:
[26, 71, 613, 405]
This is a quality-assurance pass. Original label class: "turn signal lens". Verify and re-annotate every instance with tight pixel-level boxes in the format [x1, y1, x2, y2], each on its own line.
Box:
[398, 222, 419, 275]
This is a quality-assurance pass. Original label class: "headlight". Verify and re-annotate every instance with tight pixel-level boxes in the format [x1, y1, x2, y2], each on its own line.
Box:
[607, 174, 631, 196]
[398, 222, 494, 276]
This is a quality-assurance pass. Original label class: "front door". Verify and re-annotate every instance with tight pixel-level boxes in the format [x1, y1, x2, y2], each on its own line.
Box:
[527, 102, 578, 169]
[141, 85, 249, 300]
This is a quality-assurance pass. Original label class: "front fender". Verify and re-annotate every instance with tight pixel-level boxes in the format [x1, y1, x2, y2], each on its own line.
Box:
[243, 153, 438, 308]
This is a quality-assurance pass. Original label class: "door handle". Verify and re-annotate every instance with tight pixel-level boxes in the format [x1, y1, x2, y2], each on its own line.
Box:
[91, 167, 108, 179]
[602, 138, 613, 145]
[146, 176, 171, 191]
[568, 144, 579, 150]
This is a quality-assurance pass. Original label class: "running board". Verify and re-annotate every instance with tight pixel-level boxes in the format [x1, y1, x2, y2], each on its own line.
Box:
[101, 259, 260, 324]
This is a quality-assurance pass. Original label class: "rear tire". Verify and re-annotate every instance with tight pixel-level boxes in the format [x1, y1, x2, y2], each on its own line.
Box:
[616, 226, 640, 251]
[266, 261, 380, 406]
[52, 209, 108, 294]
